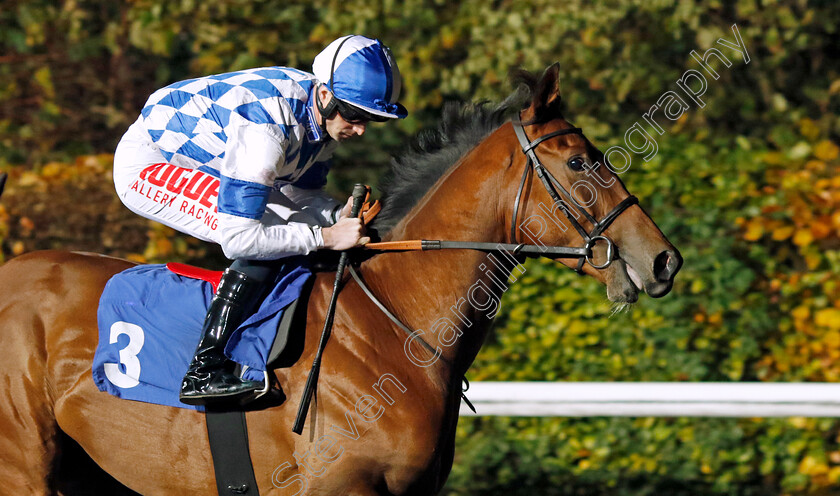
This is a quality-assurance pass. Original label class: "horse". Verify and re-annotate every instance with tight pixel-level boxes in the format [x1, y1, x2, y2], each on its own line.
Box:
[0, 64, 681, 495]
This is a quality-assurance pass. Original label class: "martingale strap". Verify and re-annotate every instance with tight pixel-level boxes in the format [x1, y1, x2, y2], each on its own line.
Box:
[348, 265, 475, 410]
[347, 265, 443, 360]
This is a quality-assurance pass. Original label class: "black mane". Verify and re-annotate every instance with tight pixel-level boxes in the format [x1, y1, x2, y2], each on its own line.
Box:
[369, 83, 532, 236]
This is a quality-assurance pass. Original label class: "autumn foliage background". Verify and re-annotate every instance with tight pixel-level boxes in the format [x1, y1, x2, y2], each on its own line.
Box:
[1, 1, 840, 494]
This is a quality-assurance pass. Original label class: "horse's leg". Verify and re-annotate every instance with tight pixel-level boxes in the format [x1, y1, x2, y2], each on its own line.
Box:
[0, 264, 59, 493]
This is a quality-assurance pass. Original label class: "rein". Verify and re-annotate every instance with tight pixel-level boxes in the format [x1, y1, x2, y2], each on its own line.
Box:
[363, 240, 586, 258]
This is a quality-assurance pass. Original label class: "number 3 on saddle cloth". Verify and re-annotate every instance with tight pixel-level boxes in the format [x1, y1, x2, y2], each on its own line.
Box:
[92, 259, 312, 411]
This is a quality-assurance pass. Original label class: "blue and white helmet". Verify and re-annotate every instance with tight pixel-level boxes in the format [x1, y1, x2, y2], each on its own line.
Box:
[312, 35, 407, 120]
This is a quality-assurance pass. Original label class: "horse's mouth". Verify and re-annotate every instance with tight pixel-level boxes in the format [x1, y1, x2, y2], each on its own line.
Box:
[605, 259, 640, 304]
[625, 263, 644, 291]
[628, 261, 676, 299]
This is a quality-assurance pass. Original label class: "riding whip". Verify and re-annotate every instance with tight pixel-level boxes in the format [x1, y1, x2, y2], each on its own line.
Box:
[293, 183, 368, 434]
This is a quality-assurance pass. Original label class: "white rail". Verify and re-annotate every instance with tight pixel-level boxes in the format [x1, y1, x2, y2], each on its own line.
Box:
[459, 382, 840, 417]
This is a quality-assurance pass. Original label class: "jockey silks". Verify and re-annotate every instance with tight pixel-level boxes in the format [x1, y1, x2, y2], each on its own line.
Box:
[114, 67, 342, 259]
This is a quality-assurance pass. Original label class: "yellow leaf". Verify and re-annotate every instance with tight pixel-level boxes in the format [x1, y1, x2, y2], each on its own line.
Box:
[792, 306, 810, 321]
[793, 229, 813, 246]
[763, 151, 785, 165]
[18, 172, 42, 187]
[816, 309, 840, 330]
[816, 178, 831, 190]
[799, 455, 828, 476]
[771, 225, 795, 240]
[830, 466, 840, 484]
[155, 238, 173, 256]
[744, 219, 764, 241]
[814, 140, 840, 161]
[799, 118, 820, 141]
[806, 252, 822, 270]
[41, 162, 63, 178]
[789, 416, 809, 429]
[34, 66, 55, 99]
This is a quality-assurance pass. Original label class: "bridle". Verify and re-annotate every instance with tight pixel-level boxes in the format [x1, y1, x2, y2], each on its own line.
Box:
[510, 119, 639, 273]
[362, 118, 640, 272]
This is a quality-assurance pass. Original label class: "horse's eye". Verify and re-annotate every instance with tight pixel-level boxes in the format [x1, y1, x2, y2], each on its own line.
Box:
[568, 157, 585, 172]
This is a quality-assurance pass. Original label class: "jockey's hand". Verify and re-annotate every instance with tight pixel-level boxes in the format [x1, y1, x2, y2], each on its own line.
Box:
[338, 196, 353, 219]
[322, 217, 369, 250]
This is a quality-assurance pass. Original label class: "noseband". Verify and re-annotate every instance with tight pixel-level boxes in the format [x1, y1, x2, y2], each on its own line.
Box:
[511, 120, 639, 273]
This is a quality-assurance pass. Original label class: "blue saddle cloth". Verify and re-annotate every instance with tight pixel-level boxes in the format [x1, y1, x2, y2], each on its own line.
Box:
[92, 260, 311, 411]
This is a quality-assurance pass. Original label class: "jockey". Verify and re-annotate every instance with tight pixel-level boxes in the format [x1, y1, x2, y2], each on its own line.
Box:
[113, 35, 407, 405]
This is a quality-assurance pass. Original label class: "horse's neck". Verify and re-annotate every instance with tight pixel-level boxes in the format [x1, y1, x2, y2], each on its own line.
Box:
[362, 142, 515, 386]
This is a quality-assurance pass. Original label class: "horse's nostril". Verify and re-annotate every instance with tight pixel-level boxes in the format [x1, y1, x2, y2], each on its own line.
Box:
[653, 249, 682, 282]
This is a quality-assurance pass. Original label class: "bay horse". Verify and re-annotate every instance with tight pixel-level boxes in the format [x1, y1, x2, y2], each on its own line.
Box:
[0, 65, 681, 495]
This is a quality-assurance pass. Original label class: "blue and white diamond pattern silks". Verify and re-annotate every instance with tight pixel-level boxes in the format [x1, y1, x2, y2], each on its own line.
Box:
[139, 67, 333, 202]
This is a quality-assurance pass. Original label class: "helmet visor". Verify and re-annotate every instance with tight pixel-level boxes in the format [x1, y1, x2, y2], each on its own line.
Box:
[335, 99, 390, 124]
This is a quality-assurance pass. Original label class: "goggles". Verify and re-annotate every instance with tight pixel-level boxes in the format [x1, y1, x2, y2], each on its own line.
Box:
[335, 100, 389, 124]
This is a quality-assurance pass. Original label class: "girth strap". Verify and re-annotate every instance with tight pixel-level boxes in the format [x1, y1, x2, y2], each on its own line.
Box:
[206, 409, 260, 495]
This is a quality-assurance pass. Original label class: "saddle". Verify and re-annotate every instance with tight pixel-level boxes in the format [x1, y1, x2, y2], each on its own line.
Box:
[164, 197, 381, 370]
[166, 262, 313, 370]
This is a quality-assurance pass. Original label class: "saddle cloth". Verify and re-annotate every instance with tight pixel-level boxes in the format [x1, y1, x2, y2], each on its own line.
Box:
[92, 260, 311, 411]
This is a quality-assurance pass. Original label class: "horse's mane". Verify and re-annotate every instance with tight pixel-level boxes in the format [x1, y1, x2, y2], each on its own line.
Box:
[369, 74, 544, 236]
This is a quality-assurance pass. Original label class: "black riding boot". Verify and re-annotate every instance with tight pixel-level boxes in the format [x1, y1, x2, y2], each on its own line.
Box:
[179, 268, 265, 405]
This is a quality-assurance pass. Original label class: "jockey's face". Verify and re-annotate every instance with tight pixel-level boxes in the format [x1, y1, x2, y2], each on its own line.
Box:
[316, 86, 368, 142]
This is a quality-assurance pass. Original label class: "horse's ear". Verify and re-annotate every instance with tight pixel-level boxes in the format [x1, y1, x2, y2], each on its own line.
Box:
[522, 63, 562, 122]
